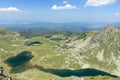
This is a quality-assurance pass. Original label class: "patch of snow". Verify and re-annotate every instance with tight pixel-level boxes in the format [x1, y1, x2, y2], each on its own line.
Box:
[0, 48, 4, 51]
[81, 63, 89, 68]
[12, 45, 19, 46]
[96, 49, 104, 61]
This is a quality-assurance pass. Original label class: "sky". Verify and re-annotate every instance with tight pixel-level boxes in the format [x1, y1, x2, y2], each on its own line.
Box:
[0, 0, 120, 23]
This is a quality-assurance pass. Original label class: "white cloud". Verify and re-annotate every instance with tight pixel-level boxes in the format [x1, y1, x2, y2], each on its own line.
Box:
[115, 13, 120, 16]
[63, 0, 68, 4]
[52, 4, 78, 10]
[0, 7, 21, 12]
[84, 0, 117, 7]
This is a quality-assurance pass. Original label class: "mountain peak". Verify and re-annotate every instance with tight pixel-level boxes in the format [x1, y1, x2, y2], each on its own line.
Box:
[91, 24, 119, 43]
[103, 24, 118, 32]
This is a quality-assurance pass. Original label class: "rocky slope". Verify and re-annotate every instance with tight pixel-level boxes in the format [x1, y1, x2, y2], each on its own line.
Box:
[55, 24, 120, 76]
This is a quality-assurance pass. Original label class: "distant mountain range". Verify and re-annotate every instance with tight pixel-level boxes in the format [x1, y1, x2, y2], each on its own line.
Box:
[0, 22, 120, 34]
